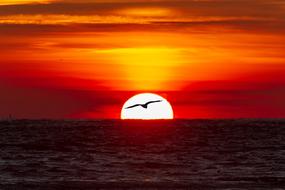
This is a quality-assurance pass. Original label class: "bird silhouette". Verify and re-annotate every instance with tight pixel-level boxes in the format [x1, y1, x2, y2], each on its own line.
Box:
[125, 100, 163, 109]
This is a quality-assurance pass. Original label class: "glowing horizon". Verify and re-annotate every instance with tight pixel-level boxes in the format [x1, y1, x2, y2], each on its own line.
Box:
[1, 0, 285, 119]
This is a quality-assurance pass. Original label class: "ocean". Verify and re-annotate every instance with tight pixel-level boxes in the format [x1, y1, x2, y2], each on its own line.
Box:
[0, 119, 285, 189]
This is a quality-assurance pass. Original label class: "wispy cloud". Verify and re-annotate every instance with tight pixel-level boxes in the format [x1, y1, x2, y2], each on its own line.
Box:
[0, 0, 52, 5]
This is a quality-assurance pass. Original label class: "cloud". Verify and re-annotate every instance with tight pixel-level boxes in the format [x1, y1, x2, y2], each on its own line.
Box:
[0, 0, 52, 5]
[0, 0, 285, 36]
[0, 0, 284, 20]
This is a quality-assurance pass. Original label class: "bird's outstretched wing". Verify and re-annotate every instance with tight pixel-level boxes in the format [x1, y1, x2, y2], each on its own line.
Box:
[125, 100, 163, 109]
[125, 104, 142, 109]
[145, 100, 163, 106]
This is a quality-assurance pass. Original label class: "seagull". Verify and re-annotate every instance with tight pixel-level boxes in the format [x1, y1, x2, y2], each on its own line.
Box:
[125, 100, 163, 109]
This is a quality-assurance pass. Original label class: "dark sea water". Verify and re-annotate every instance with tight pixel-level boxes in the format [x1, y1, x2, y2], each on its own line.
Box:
[0, 119, 285, 189]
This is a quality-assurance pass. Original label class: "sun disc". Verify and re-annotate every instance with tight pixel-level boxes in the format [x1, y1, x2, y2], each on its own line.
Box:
[121, 93, 174, 120]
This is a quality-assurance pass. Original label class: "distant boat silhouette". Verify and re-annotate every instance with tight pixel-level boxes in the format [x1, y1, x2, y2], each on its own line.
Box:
[125, 100, 163, 109]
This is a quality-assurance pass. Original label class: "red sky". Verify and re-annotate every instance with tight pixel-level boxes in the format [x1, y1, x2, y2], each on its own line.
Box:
[0, 0, 285, 119]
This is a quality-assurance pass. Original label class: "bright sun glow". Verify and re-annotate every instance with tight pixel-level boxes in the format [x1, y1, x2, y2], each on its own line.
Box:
[121, 93, 174, 120]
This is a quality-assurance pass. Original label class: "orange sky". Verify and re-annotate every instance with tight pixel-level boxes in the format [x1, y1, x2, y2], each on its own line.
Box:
[0, 0, 285, 119]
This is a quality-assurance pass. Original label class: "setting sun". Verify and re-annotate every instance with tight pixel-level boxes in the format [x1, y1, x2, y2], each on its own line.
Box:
[121, 93, 174, 120]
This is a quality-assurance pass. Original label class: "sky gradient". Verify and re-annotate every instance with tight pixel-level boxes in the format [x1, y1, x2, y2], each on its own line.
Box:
[1, 0, 285, 119]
